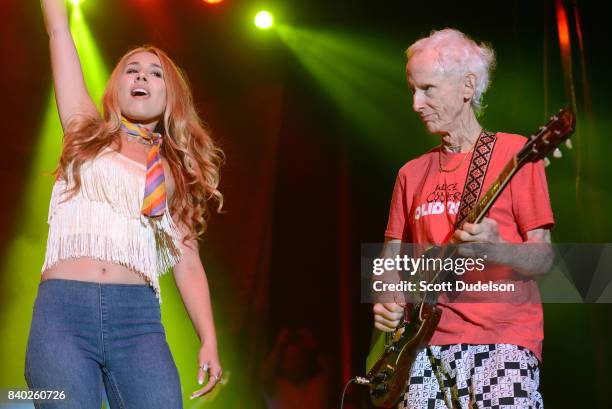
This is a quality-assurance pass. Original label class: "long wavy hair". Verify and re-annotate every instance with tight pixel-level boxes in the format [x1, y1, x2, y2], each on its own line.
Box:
[56, 45, 224, 241]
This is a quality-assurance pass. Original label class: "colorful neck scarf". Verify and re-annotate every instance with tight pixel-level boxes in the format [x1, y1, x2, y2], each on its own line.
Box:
[120, 117, 167, 217]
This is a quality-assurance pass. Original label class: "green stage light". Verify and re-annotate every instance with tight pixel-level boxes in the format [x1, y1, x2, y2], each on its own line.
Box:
[70, 0, 84, 5]
[276, 25, 417, 160]
[0, 3, 108, 390]
[255, 11, 273, 30]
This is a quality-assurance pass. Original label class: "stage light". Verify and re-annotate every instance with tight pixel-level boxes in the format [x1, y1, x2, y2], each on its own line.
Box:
[255, 11, 273, 30]
[69, 0, 84, 5]
[203, 0, 223, 4]
[0, 1, 108, 389]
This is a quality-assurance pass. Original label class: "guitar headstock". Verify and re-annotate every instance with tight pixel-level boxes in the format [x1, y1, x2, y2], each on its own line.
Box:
[517, 107, 576, 167]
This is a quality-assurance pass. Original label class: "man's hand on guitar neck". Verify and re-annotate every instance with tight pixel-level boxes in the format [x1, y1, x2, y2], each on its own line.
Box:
[373, 302, 406, 332]
[453, 217, 504, 246]
[452, 217, 554, 277]
[452, 217, 508, 265]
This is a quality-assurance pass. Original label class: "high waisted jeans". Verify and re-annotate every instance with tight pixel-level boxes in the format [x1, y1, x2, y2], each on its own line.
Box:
[25, 279, 183, 409]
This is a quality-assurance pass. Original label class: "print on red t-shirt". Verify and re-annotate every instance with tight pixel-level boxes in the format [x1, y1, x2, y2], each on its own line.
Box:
[384, 133, 555, 361]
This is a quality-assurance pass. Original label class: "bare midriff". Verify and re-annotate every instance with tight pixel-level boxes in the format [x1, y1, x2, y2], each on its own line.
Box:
[41, 257, 148, 285]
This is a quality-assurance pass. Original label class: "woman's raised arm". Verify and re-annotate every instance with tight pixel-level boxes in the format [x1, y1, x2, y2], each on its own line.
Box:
[41, 0, 98, 130]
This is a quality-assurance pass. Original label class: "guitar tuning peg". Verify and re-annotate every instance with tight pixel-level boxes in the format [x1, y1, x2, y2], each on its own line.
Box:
[544, 157, 551, 167]
[565, 139, 573, 149]
[553, 148, 562, 158]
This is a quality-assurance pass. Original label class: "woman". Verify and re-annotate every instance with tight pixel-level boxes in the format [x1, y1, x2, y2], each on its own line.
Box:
[25, 0, 223, 407]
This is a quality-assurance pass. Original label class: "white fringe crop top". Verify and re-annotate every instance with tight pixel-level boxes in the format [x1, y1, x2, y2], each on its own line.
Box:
[41, 146, 183, 304]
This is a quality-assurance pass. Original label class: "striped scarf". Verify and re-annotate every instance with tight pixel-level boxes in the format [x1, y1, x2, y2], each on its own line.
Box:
[120, 117, 167, 217]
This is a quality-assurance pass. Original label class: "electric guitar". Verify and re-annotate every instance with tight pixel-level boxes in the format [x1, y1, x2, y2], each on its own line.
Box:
[365, 107, 576, 408]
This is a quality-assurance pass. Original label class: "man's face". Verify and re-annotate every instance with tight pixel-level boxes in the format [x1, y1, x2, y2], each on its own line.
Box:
[406, 50, 466, 135]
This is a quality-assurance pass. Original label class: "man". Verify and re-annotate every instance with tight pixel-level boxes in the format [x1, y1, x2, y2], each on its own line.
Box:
[373, 28, 554, 408]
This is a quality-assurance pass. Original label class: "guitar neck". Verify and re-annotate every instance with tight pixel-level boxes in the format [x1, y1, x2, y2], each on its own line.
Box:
[461, 107, 575, 226]
[459, 155, 521, 228]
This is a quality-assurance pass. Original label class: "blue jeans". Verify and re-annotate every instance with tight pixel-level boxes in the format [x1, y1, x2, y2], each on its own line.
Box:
[25, 279, 183, 409]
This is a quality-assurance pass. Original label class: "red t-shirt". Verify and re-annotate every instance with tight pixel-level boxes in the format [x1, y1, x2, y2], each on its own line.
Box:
[384, 132, 555, 361]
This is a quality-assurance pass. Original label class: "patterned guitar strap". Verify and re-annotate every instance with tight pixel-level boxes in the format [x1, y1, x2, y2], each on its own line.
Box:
[454, 129, 497, 229]
[403, 130, 497, 323]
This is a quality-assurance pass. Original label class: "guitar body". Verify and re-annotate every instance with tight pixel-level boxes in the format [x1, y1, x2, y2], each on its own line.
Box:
[366, 306, 442, 408]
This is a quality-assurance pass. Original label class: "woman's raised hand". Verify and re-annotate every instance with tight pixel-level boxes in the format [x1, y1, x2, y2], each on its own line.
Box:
[41, 0, 98, 131]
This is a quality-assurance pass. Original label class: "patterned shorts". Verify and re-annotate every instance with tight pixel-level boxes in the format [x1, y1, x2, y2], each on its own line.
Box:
[398, 344, 543, 409]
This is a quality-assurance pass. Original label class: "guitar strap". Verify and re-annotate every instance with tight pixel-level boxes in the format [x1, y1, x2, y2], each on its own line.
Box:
[454, 130, 497, 229]
[402, 131, 498, 323]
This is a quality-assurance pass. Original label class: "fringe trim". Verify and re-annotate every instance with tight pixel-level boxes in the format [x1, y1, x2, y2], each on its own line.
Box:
[50, 147, 146, 221]
[43, 148, 183, 305]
